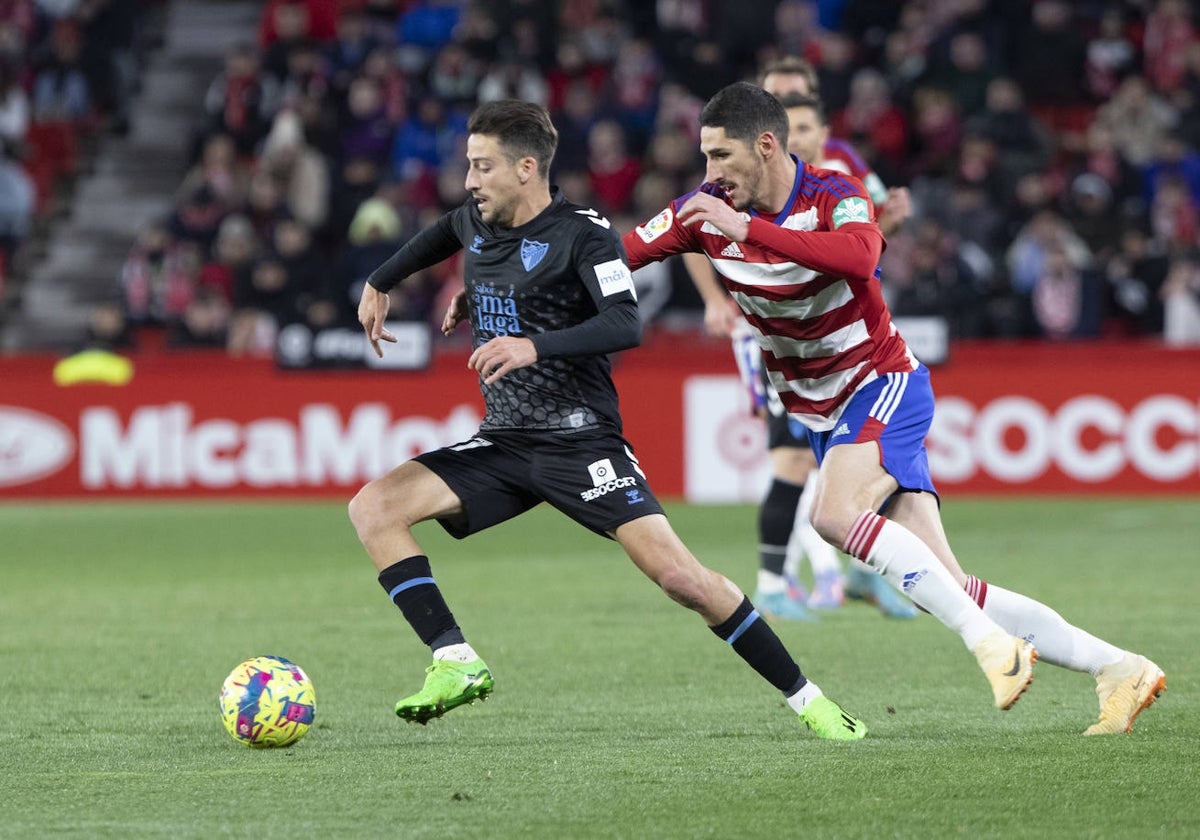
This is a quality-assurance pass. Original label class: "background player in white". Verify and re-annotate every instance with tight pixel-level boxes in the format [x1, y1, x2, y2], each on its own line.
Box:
[352, 98, 866, 740]
[624, 82, 1164, 733]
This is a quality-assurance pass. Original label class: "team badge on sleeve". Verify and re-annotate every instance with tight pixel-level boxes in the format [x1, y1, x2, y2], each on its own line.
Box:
[635, 208, 673, 242]
[832, 197, 870, 228]
[594, 258, 637, 299]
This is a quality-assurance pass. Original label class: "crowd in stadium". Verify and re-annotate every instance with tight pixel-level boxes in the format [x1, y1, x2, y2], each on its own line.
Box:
[6, 0, 1200, 354]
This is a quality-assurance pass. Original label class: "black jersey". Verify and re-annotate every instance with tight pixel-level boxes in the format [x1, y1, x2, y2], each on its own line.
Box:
[369, 189, 641, 433]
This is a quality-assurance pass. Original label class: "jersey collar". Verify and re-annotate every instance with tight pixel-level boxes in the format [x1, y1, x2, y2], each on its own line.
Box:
[747, 155, 803, 226]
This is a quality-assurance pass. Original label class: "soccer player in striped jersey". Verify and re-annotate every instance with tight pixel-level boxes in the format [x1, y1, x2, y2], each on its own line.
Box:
[685, 58, 914, 621]
[624, 82, 1164, 733]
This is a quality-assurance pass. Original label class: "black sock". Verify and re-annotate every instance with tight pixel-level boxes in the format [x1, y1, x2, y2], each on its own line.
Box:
[378, 555, 465, 651]
[759, 479, 804, 576]
[710, 596, 806, 695]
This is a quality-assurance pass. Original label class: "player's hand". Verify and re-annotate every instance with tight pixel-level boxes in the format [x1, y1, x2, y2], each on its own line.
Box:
[878, 186, 912, 236]
[703, 298, 737, 337]
[441, 288, 468, 336]
[468, 336, 538, 385]
[357, 283, 396, 358]
[677, 191, 749, 242]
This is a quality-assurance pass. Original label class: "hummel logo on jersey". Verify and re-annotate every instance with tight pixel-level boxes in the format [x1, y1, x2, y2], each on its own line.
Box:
[469, 235, 484, 254]
[575, 208, 611, 229]
[720, 242, 744, 259]
[832, 422, 851, 438]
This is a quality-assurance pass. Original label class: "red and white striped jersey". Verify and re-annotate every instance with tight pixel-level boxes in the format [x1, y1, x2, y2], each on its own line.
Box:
[622, 161, 916, 432]
[822, 137, 889, 207]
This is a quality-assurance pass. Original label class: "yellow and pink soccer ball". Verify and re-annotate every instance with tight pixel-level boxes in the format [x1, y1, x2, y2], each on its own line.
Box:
[219, 655, 315, 748]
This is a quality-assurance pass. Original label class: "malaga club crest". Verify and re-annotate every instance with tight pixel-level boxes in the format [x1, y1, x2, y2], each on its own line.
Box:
[521, 238, 549, 271]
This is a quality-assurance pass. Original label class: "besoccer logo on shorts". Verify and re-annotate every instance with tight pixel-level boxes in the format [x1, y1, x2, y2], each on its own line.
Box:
[581, 458, 637, 501]
[587, 459, 616, 486]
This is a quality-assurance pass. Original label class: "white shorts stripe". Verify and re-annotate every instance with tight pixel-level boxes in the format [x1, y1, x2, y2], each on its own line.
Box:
[869, 372, 908, 425]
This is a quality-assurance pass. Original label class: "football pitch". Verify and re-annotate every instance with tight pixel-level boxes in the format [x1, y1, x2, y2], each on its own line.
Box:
[1, 498, 1196, 839]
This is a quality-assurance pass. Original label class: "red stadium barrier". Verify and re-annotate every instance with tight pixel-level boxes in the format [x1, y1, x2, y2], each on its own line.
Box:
[1, 339, 1198, 499]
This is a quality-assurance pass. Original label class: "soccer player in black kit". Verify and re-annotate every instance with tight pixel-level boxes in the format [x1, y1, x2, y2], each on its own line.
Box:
[350, 99, 866, 740]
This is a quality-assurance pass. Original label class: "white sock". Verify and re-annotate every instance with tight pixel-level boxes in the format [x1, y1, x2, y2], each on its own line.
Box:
[433, 643, 478, 663]
[967, 578, 1125, 675]
[756, 569, 788, 595]
[845, 511, 999, 649]
[785, 476, 841, 578]
[785, 679, 823, 713]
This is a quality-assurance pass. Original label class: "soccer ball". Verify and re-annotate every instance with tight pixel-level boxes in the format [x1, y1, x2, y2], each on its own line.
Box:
[219, 655, 316, 748]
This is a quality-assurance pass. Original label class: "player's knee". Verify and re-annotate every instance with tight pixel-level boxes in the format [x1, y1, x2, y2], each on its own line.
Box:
[808, 501, 851, 549]
[348, 480, 389, 541]
[654, 565, 710, 612]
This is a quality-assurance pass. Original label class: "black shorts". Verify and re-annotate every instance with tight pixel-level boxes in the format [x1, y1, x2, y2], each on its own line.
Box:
[766, 410, 811, 451]
[414, 428, 665, 540]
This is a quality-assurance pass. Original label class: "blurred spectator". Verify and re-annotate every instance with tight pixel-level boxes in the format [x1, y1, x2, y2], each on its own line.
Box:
[167, 286, 230, 349]
[908, 85, 961, 179]
[0, 59, 29, 145]
[0, 137, 34, 266]
[336, 196, 403, 323]
[177, 132, 249, 214]
[337, 74, 393, 167]
[168, 184, 225, 251]
[198, 213, 259, 305]
[887, 217, 991, 339]
[259, 0, 338, 49]
[202, 43, 279, 157]
[428, 42, 480, 109]
[78, 0, 138, 134]
[389, 94, 466, 182]
[965, 77, 1053, 183]
[586, 119, 641, 215]
[1085, 6, 1138, 102]
[1093, 75, 1178, 168]
[326, 154, 383, 241]
[1148, 172, 1199, 251]
[1029, 243, 1104, 340]
[1105, 227, 1168, 335]
[830, 67, 908, 174]
[1011, 0, 1088, 110]
[923, 30, 994, 120]
[476, 57, 548, 105]
[243, 169, 288, 240]
[1143, 0, 1195, 94]
[1006, 208, 1092, 297]
[1161, 249, 1200, 344]
[325, 9, 377, 94]
[258, 109, 330, 230]
[118, 223, 199, 326]
[394, 0, 462, 74]
[812, 30, 857, 115]
[608, 38, 660, 151]
[1063, 173, 1122, 262]
[551, 79, 601, 173]
[31, 19, 90, 123]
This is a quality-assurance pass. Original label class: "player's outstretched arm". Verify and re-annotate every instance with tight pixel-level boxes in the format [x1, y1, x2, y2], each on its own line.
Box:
[358, 283, 396, 358]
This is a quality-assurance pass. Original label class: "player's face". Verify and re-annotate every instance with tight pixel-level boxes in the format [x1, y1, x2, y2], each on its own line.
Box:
[699, 126, 768, 212]
[762, 71, 811, 97]
[464, 134, 524, 227]
[786, 105, 828, 164]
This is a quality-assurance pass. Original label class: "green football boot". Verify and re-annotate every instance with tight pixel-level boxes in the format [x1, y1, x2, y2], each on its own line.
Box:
[798, 695, 868, 740]
[395, 657, 494, 724]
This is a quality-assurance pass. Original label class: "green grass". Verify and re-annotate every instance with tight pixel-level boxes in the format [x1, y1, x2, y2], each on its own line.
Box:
[0, 499, 1196, 839]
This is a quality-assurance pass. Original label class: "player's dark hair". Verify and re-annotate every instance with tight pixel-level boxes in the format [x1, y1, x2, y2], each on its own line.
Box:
[759, 55, 820, 94]
[775, 92, 827, 125]
[700, 82, 789, 152]
[467, 99, 558, 180]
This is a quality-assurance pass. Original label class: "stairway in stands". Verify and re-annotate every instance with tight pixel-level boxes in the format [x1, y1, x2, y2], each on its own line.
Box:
[2, 0, 260, 353]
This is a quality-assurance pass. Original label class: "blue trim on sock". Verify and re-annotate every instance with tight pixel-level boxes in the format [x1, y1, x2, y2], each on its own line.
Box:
[726, 609, 760, 645]
[388, 577, 435, 599]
